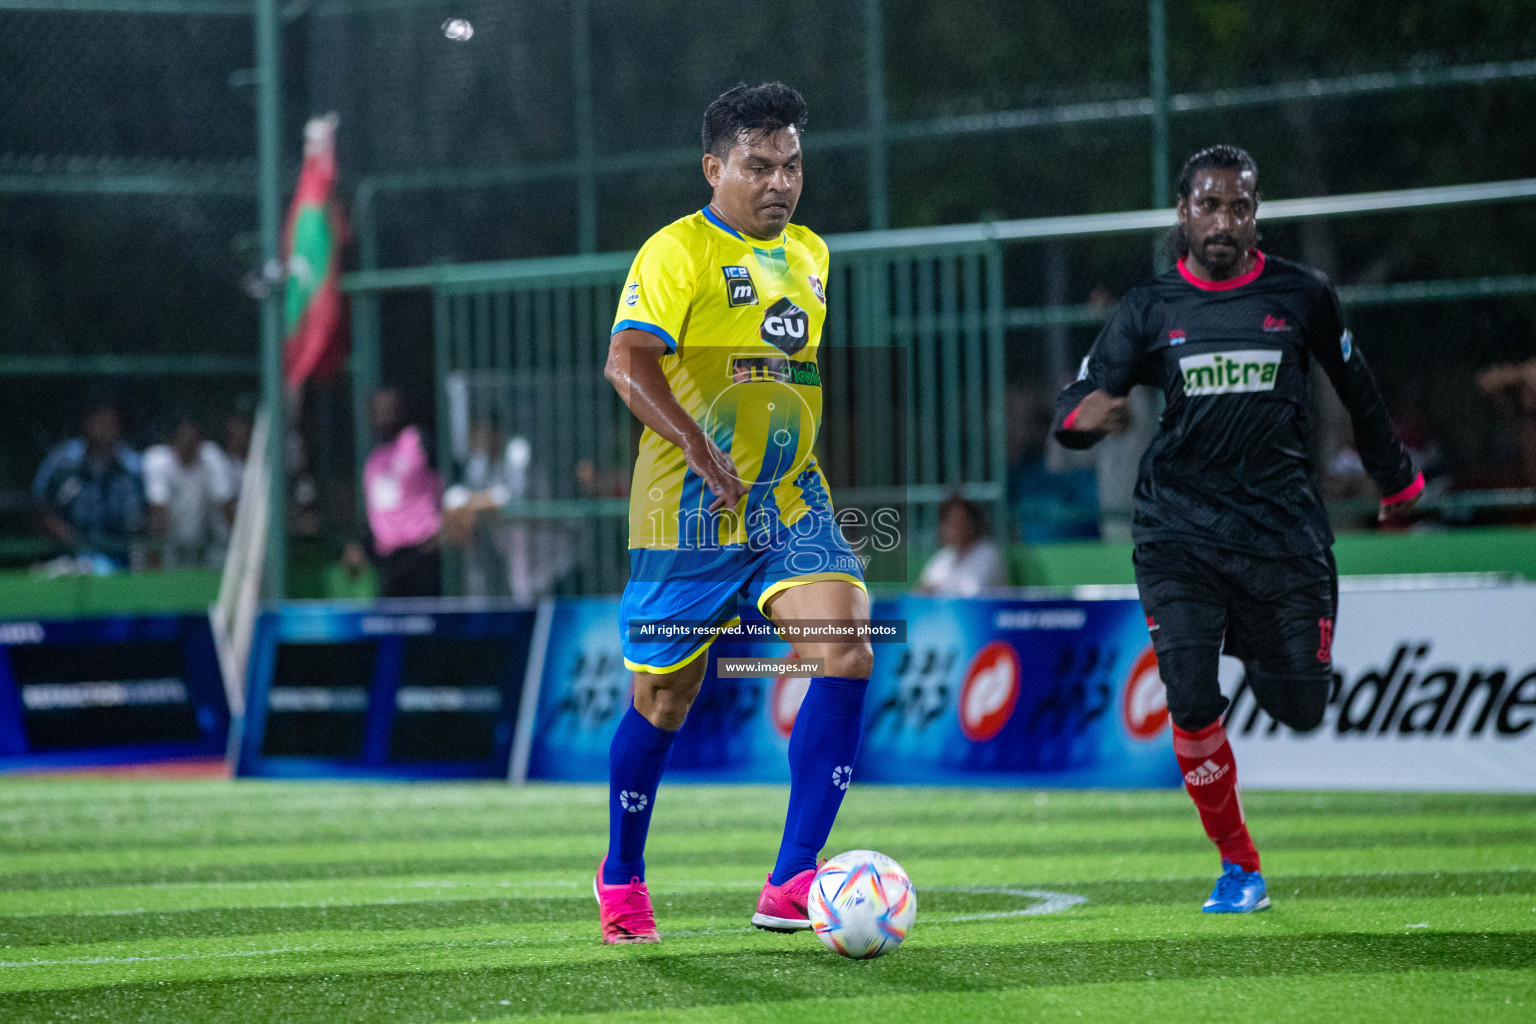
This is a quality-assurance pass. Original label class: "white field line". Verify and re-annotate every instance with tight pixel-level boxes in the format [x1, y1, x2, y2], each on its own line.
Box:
[0, 886, 1087, 970]
[927, 887, 1089, 919]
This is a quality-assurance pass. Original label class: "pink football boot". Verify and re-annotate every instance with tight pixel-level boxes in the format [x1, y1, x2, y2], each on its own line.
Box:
[594, 858, 661, 944]
[751, 866, 817, 932]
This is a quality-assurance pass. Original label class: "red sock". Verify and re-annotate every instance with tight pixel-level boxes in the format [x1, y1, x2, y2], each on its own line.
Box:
[1172, 721, 1260, 872]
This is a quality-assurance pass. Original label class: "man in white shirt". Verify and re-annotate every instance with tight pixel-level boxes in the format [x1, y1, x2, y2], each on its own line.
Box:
[918, 494, 1009, 597]
[143, 418, 237, 568]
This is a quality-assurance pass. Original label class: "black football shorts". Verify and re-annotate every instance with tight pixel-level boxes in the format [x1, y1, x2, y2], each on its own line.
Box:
[1133, 541, 1337, 733]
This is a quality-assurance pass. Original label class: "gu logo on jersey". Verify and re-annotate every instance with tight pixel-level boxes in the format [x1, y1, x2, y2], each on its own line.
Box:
[1179, 349, 1281, 396]
[958, 641, 1021, 742]
[722, 265, 758, 307]
[808, 274, 825, 304]
[1168, 329, 1187, 345]
[1262, 314, 1291, 332]
[625, 282, 639, 307]
[1122, 644, 1170, 741]
[761, 296, 810, 355]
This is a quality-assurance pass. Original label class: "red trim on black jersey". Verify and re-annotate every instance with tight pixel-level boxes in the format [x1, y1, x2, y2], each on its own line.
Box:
[1177, 249, 1266, 291]
[1381, 472, 1425, 506]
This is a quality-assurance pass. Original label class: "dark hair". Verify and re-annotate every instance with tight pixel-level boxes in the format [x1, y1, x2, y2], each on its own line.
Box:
[938, 493, 987, 535]
[80, 387, 123, 424]
[701, 81, 808, 157]
[1168, 145, 1261, 259]
[1175, 144, 1259, 202]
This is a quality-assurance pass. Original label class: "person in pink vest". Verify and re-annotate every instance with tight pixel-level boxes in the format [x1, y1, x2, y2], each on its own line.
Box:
[343, 386, 443, 597]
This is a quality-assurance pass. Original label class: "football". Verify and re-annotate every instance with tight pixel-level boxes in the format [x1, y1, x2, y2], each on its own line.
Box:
[807, 850, 917, 959]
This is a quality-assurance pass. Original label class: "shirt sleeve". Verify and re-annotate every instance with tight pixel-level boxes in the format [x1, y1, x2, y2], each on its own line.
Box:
[142, 446, 173, 505]
[32, 446, 64, 505]
[203, 444, 238, 503]
[978, 542, 1010, 589]
[612, 229, 698, 353]
[1052, 295, 1150, 449]
[919, 549, 947, 588]
[1305, 279, 1420, 503]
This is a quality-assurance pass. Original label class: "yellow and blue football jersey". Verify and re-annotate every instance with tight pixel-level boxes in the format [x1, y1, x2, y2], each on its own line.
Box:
[613, 207, 833, 550]
[612, 208, 864, 674]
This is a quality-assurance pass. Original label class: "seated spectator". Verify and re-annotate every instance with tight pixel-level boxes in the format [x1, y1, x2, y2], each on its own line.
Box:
[32, 400, 144, 571]
[444, 421, 574, 603]
[1007, 387, 1099, 543]
[343, 386, 443, 598]
[918, 494, 1009, 597]
[142, 418, 237, 569]
[1477, 358, 1536, 486]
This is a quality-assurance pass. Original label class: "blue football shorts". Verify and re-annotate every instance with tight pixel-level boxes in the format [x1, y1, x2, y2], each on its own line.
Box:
[619, 508, 866, 674]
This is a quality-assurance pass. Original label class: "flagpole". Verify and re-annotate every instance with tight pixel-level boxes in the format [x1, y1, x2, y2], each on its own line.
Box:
[255, 0, 286, 600]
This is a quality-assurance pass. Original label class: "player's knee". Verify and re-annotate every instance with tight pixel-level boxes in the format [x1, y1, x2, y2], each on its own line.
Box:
[1169, 703, 1226, 733]
[1156, 646, 1227, 733]
[631, 665, 705, 731]
[1248, 666, 1329, 732]
[821, 641, 873, 680]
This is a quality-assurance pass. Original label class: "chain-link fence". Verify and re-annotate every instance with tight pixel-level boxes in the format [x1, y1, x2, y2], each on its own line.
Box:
[0, 3, 262, 561]
[4, 0, 1536, 585]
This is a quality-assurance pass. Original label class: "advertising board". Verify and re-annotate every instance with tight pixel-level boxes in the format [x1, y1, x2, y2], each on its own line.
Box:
[522, 596, 1181, 787]
[0, 614, 228, 771]
[1225, 584, 1536, 792]
[237, 601, 537, 779]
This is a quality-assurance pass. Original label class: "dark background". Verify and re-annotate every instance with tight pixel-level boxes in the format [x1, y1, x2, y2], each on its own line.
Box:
[2, 0, 1534, 545]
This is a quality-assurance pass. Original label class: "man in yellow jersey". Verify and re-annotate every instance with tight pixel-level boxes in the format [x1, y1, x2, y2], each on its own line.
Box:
[594, 82, 873, 944]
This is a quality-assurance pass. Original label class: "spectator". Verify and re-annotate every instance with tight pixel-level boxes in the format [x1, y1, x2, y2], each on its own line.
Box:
[142, 418, 237, 569]
[443, 420, 512, 597]
[32, 400, 144, 571]
[917, 494, 1008, 597]
[343, 386, 443, 598]
[443, 421, 574, 603]
[1007, 386, 1100, 544]
[221, 411, 254, 499]
[1477, 358, 1536, 486]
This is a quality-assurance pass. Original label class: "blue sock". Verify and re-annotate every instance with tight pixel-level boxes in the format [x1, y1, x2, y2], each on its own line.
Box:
[770, 675, 869, 886]
[603, 703, 678, 886]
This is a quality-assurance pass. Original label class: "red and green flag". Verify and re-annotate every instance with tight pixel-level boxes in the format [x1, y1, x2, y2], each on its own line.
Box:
[282, 113, 348, 394]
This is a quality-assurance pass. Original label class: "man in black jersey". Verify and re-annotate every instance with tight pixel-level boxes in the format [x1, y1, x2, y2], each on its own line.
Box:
[1054, 146, 1422, 913]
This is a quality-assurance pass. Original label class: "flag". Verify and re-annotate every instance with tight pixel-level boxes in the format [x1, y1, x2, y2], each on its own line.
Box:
[282, 113, 348, 394]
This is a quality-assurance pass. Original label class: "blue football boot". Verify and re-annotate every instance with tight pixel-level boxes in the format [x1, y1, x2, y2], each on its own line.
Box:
[1202, 860, 1270, 913]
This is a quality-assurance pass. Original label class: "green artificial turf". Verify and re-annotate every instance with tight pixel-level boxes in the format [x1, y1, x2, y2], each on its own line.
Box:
[1, 782, 1532, 1022]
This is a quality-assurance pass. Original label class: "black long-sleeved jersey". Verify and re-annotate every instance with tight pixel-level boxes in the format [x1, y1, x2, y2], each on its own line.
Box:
[1053, 251, 1421, 557]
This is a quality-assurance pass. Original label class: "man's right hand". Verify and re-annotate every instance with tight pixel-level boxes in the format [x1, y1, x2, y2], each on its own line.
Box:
[682, 431, 748, 513]
[1066, 389, 1132, 435]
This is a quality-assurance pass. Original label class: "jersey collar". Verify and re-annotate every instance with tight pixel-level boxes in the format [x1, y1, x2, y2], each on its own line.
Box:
[1177, 249, 1266, 291]
[701, 206, 783, 246]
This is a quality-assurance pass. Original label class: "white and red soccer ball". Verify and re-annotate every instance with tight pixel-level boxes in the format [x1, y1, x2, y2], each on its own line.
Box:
[807, 850, 917, 959]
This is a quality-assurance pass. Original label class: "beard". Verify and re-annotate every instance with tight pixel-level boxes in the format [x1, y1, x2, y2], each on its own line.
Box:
[1194, 231, 1249, 273]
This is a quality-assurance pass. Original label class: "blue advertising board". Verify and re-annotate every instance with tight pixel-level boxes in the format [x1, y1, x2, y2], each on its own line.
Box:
[237, 601, 537, 779]
[858, 596, 1178, 787]
[520, 595, 1180, 788]
[0, 614, 229, 771]
[524, 599, 798, 783]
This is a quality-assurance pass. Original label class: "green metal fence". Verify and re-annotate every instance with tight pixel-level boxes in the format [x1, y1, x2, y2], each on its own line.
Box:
[415, 241, 1007, 594]
[7, 0, 1536, 597]
[344, 176, 1536, 596]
